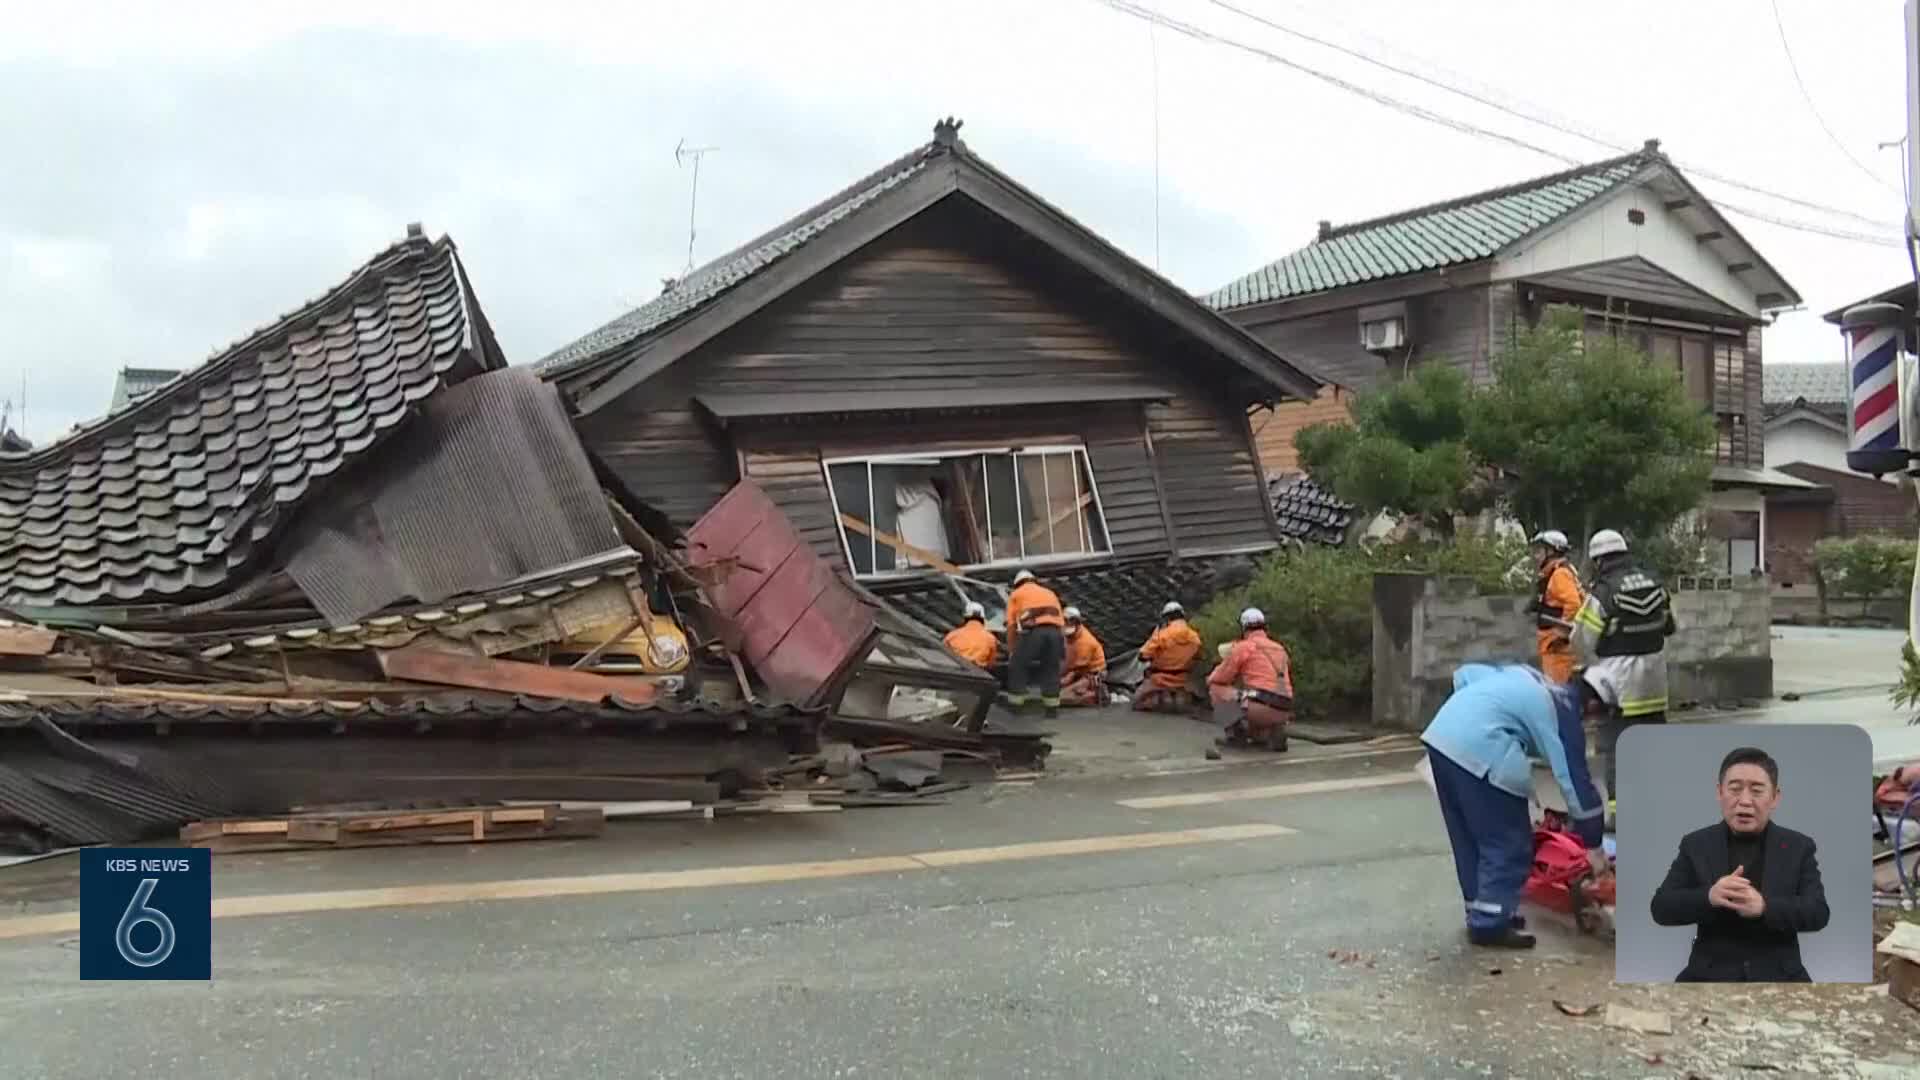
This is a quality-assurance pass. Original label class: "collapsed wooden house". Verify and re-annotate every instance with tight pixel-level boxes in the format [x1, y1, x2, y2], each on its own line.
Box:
[538, 118, 1324, 653]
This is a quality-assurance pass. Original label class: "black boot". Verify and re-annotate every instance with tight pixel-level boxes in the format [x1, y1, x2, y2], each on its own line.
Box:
[1468, 927, 1537, 949]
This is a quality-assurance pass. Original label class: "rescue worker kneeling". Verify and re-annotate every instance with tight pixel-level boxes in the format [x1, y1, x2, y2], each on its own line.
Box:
[1207, 607, 1293, 753]
[1420, 663, 1608, 949]
[1058, 607, 1109, 707]
[943, 601, 998, 669]
[1003, 569, 1067, 717]
[1133, 601, 1203, 713]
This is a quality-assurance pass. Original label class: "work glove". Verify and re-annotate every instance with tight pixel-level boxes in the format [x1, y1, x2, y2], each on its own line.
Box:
[1585, 847, 1610, 879]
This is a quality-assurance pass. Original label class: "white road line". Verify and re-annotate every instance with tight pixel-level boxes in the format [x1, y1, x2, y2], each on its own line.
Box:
[0, 823, 1295, 941]
[1117, 772, 1421, 809]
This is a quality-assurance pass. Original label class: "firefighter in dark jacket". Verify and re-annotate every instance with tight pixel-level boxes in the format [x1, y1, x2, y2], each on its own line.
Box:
[1572, 528, 1675, 801]
[1526, 529, 1582, 684]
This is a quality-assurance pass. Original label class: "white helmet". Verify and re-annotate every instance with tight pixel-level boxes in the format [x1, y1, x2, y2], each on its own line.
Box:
[962, 600, 987, 620]
[1239, 607, 1266, 629]
[1531, 529, 1570, 552]
[1012, 569, 1036, 586]
[1160, 600, 1185, 617]
[1587, 529, 1629, 560]
[1064, 605, 1084, 623]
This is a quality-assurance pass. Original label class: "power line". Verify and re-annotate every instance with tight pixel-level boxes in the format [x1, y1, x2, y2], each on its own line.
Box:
[1184, 0, 1900, 231]
[1097, 0, 1906, 245]
[1768, 0, 1900, 194]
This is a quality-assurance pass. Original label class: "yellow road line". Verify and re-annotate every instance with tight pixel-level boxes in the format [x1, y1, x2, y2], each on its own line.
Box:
[1117, 773, 1421, 809]
[0, 823, 1293, 941]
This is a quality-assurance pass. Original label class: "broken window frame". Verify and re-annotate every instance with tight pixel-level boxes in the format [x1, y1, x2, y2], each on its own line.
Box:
[821, 444, 1113, 580]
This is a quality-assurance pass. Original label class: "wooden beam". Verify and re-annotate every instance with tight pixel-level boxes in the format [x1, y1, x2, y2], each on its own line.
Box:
[0, 624, 57, 657]
[376, 646, 657, 706]
[1694, 230, 1724, 243]
[1726, 261, 1754, 273]
[838, 514, 964, 574]
[1663, 199, 1692, 211]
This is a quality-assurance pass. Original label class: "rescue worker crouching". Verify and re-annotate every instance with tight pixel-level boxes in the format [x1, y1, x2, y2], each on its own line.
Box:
[1133, 601, 1203, 713]
[943, 600, 998, 669]
[1420, 664, 1609, 949]
[1526, 529, 1582, 684]
[1057, 607, 1110, 707]
[1571, 528, 1675, 805]
[1208, 607, 1293, 753]
[1003, 569, 1067, 717]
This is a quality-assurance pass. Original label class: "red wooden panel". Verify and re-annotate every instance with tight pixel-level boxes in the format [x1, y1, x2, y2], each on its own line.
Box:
[685, 481, 876, 707]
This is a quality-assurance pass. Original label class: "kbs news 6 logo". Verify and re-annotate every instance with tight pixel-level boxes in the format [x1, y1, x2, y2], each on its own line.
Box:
[78, 849, 211, 980]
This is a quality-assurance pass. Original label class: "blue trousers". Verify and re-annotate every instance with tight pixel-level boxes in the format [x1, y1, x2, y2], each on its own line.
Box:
[1427, 748, 1533, 934]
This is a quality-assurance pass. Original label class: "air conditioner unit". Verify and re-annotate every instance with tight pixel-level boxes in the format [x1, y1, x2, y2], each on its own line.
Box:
[1360, 316, 1406, 353]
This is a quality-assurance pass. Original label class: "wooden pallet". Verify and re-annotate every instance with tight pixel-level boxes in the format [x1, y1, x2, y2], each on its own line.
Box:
[181, 803, 603, 854]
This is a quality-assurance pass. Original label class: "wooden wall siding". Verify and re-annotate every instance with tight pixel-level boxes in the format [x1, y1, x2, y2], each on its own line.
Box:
[1743, 325, 1764, 470]
[739, 448, 845, 564]
[1484, 283, 1521, 388]
[1146, 398, 1275, 553]
[1409, 287, 1491, 382]
[1250, 386, 1355, 475]
[1242, 308, 1384, 391]
[690, 216, 1181, 406]
[1237, 284, 1494, 393]
[1083, 411, 1171, 556]
[575, 370, 737, 531]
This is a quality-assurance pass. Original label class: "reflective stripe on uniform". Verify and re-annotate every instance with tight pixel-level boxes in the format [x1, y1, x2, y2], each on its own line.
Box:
[1619, 697, 1667, 717]
[1466, 899, 1505, 915]
[1574, 606, 1607, 631]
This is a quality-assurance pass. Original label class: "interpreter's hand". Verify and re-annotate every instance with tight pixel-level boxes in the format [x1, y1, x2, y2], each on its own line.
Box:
[1585, 848, 1609, 879]
[1725, 878, 1767, 919]
[1708, 865, 1749, 910]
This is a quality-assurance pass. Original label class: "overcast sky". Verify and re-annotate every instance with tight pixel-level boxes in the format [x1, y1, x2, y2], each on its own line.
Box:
[3, 0, 1912, 444]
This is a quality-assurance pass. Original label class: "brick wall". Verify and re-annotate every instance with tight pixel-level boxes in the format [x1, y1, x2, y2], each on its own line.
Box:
[1372, 572, 1772, 730]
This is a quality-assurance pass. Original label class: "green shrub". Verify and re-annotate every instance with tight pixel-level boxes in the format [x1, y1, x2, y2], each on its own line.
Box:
[1191, 535, 1528, 722]
[1813, 535, 1914, 602]
[1891, 640, 1920, 725]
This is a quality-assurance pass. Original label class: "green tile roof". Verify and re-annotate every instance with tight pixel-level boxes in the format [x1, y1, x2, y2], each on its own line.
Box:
[1205, 150, 1650, 309]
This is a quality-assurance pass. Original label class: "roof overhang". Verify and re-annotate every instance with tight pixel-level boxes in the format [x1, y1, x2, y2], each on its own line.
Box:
[1627, 163, 1802, 311]
[695, 382, 1174, 423]
[1709, 463, 1824, 491]
[1518, 256, 1758, 325]
[1823, 280, 1917, 323]
[1762, 404, 1846, 435]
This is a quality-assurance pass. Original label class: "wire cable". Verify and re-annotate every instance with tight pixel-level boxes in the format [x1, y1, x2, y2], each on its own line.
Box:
[1769, 0, 1901, 194]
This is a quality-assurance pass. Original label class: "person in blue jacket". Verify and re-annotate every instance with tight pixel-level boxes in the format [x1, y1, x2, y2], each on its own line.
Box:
[1421, 663, 1609, 949]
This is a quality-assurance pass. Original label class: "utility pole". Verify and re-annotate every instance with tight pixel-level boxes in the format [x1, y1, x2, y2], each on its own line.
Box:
[674, 138, 720, 275]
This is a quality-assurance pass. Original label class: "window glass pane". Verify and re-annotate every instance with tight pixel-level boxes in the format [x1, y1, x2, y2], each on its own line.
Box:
[1018, 451, 1087, 558]
[881, 464, 950, 570]
[1077, 453, 1111, 553]
[1729, 539, 1759, 577]
[868, 464, 905, 573]
[1650, 333, 1679, 370]
[983, 453, 1021, 562]
[1681, 337, 1711, 405]
[942, 457, 991, 564]
[828, 462, 875, 576]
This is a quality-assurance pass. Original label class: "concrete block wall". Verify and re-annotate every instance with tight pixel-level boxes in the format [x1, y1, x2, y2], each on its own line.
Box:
[1372, 572, 1772, 731]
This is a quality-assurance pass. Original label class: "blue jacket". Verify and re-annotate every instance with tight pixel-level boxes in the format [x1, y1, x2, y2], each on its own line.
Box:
[1421, 664, 1605, 848]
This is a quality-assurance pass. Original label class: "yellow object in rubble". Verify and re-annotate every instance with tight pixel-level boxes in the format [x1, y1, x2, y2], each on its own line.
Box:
[557, 605, 691, 675]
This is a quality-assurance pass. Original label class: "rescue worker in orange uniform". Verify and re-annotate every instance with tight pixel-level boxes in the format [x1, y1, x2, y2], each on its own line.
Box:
[1004, 569, 1067, 716]
[1207, 607, 1294, 752]
[1526, 529, 1583, 684]
[1058, 606, 1109, 707]
[943, 600, 998, 669]
[1133, 600, 1203, 713]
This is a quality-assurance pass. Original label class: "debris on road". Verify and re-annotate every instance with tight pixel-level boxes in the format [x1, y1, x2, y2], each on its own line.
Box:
[1877, 922, 1920, 1011]
[183, 802, 603, 853]
[1604, 1004, 1674, 1035]
[1551, 1000, 1601, 1017]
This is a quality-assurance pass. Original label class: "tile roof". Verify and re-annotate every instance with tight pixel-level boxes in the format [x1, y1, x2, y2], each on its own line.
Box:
[0, 232, 498, 611]
[537, 143, 943, 376]
[1205, 149, 1650, 309]
[1268, 472, 1354, 545]
[109, 367, 183, 412]
[1763, 363, 1849, 408]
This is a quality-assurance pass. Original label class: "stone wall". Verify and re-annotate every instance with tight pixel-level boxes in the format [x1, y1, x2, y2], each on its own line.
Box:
[1372, 572, 1772, 731]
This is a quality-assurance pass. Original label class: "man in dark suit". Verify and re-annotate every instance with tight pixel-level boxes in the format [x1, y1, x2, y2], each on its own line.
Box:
[1650, 747, 1829, 981]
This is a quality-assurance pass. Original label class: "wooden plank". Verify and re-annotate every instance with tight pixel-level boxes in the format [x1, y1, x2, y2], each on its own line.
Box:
[838, 514, 963, 574]
[376, 646, 657, 706]
[0, 624, 57, 657]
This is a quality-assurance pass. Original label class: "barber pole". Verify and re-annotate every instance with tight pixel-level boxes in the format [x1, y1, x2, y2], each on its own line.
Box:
[1841, 302, 1909, 477]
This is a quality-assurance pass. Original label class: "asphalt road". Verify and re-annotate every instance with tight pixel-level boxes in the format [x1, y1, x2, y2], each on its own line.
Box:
[0, 740, 1910, 1080]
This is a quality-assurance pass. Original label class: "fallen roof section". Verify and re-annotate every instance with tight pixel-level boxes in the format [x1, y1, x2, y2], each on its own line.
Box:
[540, 118, 1322, 409]
[0, 229, 503, 612]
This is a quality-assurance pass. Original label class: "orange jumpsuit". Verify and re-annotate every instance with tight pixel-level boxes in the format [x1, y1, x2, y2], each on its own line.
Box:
[1533, 558, 1583, 684]
[1005, 582, 1066, 644]
[1059, 626, 1108, 706]
[1004, 581, 1068, 706]
[1134, 617, 1203, 711]
[1208, 630, 1294, 737]
[944, 619, 999, 669]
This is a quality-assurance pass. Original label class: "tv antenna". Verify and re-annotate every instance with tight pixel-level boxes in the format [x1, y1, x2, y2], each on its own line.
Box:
[674, 138, 720, 275]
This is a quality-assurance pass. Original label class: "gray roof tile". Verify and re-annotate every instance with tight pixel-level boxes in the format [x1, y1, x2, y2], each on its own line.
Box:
[1763, 362, 1849, 407]
[0, 234, 495, 610]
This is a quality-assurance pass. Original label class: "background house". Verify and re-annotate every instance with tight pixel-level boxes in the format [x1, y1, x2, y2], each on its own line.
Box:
[540, 120, 1323, 649]
[1207, 139, 1806, 577]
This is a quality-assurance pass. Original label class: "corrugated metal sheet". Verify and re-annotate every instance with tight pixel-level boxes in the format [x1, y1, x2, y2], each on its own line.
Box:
[1205, 153, 1645, 308]
[284, 368, 626, 624]
[684, 481, 877, 708]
